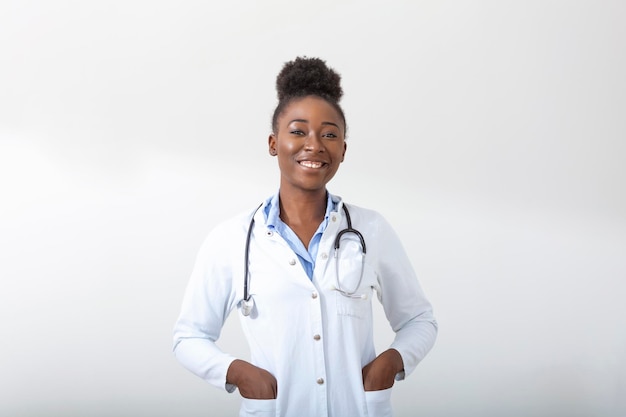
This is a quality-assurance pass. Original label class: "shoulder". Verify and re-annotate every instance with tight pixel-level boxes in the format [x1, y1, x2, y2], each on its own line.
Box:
[214, 209, 255, 233]
[197, 205, 261, 252]
[342, 202, 381, 218]
[338, 200, 402, 249]
[341, 201, 389, 227]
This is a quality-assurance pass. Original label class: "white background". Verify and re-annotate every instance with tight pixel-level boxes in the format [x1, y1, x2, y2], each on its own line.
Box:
[1, 1, 625, 416]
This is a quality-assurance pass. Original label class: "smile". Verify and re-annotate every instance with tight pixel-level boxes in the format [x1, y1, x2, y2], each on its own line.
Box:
[299, 161, 326, 169]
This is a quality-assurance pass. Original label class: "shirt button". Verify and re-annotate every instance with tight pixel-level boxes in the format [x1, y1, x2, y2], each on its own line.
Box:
[317, 378, 324, 385]
[313, 334, 321, 341]
[289, 259, 296, 266]
[311, 292, 318, 299]
[320, 252, 328, 260]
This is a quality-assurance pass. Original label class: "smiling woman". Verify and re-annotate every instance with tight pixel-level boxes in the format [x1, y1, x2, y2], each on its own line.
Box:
[270, 95, 347, 230]
[172, 56, 438, 417]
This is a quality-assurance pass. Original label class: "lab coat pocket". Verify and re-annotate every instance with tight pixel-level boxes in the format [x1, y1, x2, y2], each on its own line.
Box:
[364, 388, 393, 417]
[239, 398, 277, 417]
[335, 291, 369, 318]
[334, 239, 373, 319]
[333, 238, 366, 293]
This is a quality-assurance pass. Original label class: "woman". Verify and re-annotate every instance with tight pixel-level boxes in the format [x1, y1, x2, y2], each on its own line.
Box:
[173, 57, 437, 417]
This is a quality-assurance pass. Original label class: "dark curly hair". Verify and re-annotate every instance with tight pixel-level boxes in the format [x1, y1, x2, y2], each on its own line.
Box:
[271, 56, 347, 134]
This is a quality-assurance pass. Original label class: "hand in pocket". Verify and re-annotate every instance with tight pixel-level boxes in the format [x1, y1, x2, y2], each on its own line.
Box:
[362, 349, 404, 391]
[227, 359, 277, 399]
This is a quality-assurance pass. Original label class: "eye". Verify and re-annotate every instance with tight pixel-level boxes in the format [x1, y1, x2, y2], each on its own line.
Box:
[290, 129, 305, 136]
[322, 132, 338, 138]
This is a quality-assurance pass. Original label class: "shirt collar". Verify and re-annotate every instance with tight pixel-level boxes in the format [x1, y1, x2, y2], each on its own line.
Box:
[263, 191, 336, 229]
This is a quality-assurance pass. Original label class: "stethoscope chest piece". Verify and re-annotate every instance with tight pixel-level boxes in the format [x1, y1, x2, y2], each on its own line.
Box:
[241, 297, 254, 317]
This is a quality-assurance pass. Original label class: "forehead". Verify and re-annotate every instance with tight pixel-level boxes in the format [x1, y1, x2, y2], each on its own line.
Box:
[278, 96, 343, 126]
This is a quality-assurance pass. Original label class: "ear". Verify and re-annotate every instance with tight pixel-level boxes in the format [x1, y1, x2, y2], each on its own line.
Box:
[341, 141, 347, 162]
[268, 133, 277, 156]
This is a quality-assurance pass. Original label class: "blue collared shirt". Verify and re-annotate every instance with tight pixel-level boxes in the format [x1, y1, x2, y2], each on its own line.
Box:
[262, 191, 336, 280]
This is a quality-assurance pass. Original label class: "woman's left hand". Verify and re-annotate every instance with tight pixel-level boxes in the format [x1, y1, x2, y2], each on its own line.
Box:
[361, 348, 404, 391]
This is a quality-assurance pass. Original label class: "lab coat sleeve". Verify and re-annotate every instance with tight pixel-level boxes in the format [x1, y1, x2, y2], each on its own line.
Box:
[172, 221, 241, 392]
[374, 214, 438, 379]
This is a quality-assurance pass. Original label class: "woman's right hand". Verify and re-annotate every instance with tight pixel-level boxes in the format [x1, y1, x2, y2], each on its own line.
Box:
[226, 359, 277, 399]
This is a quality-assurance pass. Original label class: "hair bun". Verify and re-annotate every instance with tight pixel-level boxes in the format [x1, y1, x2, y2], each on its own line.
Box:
[276, 56, 343, 103]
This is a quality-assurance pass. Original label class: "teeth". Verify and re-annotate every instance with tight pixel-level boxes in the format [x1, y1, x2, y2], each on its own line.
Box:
[300, 161, 323, 168]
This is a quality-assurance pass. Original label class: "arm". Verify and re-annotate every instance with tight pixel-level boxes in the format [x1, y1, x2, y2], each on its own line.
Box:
[172, 225, 241, 392]
[364, 214, 438, 389]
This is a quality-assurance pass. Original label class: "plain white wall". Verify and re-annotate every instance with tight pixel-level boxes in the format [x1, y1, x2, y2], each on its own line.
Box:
[1, 1, 624, 416]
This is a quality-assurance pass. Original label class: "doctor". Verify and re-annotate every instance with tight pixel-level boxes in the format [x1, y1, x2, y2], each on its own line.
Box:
[173, 57, 437, 417]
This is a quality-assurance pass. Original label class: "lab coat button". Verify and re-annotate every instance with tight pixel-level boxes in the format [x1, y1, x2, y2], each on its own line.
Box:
[313, 334, 321, 341]
[317, 378, 324, 385]
[311, 292, 318, 299]
[289, 259, 296, 266]
[331, 215, 337, 222]
[266, 230, 273, 237]
[320, 252, 328, 260]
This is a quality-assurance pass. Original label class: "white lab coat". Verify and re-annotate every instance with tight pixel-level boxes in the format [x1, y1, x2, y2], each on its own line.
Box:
[173, 195, 437, 417]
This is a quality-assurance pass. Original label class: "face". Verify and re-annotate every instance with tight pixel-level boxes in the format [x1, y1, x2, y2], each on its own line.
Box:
[268, 96, 347, 194]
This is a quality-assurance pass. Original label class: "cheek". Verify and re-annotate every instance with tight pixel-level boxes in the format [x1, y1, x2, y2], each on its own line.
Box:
[278, 139, 298, 154]
[332, 144, 346, 161]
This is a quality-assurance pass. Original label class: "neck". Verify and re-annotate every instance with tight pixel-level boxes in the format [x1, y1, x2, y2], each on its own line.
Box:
[278, 188, 327, 227]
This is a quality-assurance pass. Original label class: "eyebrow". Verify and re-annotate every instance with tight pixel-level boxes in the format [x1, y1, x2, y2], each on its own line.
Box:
[289, 119, 340, 129]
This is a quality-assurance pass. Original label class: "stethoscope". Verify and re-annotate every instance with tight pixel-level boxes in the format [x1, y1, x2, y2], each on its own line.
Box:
[241, 203, 367, 316]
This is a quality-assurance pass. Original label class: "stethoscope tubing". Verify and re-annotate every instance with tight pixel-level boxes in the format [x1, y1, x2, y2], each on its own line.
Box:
[243, 204, 262, 304]
[242, 202, 366, 314]
[333, 204, 366, 254]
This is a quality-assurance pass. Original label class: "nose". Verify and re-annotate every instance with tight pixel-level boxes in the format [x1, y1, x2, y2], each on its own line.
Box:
[304, 131, 324, 152]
